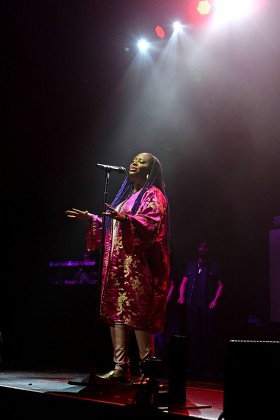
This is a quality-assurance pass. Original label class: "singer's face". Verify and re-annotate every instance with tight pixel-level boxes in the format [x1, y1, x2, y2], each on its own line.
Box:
[129, 153, 152, 182]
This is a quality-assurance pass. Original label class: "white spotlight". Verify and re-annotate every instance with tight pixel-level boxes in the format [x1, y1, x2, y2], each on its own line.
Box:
[137, 38, 149, 53]
[215, 0, 255, 23]
[172, 21, 183, 34]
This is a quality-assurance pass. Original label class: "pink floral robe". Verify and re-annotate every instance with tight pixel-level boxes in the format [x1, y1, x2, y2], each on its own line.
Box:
[86, 186, 170, 333]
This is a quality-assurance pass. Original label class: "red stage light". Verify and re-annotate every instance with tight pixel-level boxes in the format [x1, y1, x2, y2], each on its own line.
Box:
[155, 25, 166, 39]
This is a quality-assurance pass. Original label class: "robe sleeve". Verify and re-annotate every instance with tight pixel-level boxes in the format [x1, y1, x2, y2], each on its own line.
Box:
[86, 214, 103, 252]
[121, 186, 168, 254]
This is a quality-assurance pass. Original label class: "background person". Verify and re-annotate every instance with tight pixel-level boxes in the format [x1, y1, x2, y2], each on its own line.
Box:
[178, 241, 223, 377]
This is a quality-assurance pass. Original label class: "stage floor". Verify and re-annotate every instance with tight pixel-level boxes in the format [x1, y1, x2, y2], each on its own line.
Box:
[0, 369, 224, 419]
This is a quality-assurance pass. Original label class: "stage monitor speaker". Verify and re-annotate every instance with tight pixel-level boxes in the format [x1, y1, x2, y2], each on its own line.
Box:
[222, 339, 280, 419]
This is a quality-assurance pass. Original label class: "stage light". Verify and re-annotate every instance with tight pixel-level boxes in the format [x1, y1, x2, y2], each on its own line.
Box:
[154, 25, 165, 39]
[186, 0, 259, 28]
[137, 38, 149, 53]
[214, 0, 255, 22]
[197, 1, 212, 16]
[172, 21, 184, 34]
[187, 0, 214, 27]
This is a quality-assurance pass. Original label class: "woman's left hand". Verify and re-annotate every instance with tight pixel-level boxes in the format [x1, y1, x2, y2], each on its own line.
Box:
[103, 203, 126, 221]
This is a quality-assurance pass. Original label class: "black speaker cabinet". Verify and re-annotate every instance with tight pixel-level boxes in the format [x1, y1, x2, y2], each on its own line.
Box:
[222, 339, 280, 419]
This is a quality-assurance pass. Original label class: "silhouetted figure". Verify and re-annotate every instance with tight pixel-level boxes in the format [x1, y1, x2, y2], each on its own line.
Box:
[178, 242, 223, 377]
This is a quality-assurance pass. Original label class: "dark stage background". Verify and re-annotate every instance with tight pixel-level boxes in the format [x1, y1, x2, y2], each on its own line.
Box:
[2, 0, 280, 369]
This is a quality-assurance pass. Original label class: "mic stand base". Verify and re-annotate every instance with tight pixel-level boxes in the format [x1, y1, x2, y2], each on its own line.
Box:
[68, 370, 99, 386]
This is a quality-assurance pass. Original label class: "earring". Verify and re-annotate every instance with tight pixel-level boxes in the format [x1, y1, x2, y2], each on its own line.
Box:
[146, 173, 149, 180]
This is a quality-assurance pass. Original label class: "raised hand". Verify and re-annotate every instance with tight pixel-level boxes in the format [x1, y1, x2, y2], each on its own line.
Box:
[65, 208, 92, 222]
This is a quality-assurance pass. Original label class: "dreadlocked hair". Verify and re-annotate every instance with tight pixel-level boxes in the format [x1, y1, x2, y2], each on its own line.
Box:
[105, 153, 170, 243]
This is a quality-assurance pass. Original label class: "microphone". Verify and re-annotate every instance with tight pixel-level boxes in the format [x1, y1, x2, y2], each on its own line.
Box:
[96, 163, 126, 174]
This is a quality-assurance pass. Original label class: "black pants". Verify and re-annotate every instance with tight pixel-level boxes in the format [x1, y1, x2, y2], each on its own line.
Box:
[186, 305, 216, 372]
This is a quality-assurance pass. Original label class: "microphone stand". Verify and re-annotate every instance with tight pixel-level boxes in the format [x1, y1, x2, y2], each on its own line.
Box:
[68, 169, 112, 386]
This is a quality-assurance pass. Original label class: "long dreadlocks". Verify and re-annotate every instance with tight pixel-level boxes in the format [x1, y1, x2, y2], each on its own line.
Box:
[105, 153, 170, 243]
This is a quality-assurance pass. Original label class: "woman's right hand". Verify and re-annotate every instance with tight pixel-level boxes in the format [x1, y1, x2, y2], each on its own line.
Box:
[65, 208, 92, 222]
